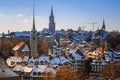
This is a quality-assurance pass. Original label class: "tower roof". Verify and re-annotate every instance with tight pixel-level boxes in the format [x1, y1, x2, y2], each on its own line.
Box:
[50, 6, 54, 17]
[102, 19, 106, 30]
[32, 2, 36, 32]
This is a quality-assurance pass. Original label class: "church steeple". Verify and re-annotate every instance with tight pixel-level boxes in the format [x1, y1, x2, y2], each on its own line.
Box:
[50, 6, 53, 17]
[49, 5, 55, 34]
[102, 19, 106, 30]
[32, 2, 36, 32]
[30, 2, 38, 57]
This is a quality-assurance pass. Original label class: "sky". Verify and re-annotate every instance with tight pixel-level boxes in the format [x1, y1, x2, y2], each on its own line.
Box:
[0, 0, 120, 33]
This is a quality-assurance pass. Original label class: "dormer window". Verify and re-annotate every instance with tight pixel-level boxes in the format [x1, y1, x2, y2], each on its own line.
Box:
[11, 61, 15, 65]
[38, 72, 41, 76]
[33, 72, 37, 76]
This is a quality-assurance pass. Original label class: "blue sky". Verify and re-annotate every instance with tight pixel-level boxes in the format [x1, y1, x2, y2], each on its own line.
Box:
[0, 0, 120, 33]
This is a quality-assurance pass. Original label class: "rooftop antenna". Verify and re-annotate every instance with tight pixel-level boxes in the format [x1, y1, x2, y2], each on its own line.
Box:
[82, 22, 97, 31]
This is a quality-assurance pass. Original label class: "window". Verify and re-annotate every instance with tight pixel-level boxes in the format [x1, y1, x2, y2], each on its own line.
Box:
[33, 72, 37, 76]
[33, 36, 35, 40]
[38, 72, 41, 76]
[11, 61, 15, 65]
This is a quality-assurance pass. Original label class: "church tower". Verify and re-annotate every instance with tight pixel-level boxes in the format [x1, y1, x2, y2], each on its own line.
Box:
[49, 6, 55, 34]
[30, 3, 38, 57]
[102, 19, 106, 30]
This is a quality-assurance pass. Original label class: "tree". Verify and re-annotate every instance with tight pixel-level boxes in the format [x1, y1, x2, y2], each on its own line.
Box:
[115, 44, 120, 52]
[101, 63, 120, 79]
[56, 64, 76, 80]
[84, 58, 92, 77]
[106, 31, 120, 50]
[0, 38, 21, 59]
[38, 39, 49, 55]
[76, 67, 87, 80]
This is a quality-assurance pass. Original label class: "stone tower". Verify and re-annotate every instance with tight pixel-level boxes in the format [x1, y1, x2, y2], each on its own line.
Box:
[49, 6, 55, 34]
[30, 3, 38, 57]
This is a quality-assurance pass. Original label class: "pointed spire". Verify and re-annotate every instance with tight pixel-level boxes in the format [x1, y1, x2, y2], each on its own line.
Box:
[50, 5, 54, 16]
[32, 1, 36, 32]
[49, 5, 55, 33]
[102, 19, 105, 30]
[103, 19, 105, 25]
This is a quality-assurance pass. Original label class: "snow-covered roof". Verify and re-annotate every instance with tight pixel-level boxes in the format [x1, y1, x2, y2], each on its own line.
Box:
[22, 66, 33, 73]
[13, 65, 23, 72]
[14, 32, 30, 37]
[49, 54, 57, 57]
[72, 35, 81, 41]
[53, 57, 61, 64]
[39, 55, 49, 62]
[59, 56, 70, 64]
[52, 45, 63, 51]
[28, 57, 39, 63]
[0, 58, 19, 78]
[32, 67, 43, 73]
[6, 57, 23, 67]
[38, 65, 47, 72]
[21, 44, 30, 52]
[30, 67, 43, 77]
[23, 56, 29, 62]
[69, 48, 83, 60]
[38, 34, 44, 38]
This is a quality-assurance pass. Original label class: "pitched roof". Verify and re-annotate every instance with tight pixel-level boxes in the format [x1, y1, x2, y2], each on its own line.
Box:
[12, 42, 25, 51]
[21, 44, 30, 52]
[0, 57, 19, 78]
[12, 42, 30, 52]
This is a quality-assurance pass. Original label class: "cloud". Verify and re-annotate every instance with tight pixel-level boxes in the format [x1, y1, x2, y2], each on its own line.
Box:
[16, 13, 25, 17]
[22, 18, 32, 24]
[21, 15, 42, 24]
[36, 16, 41, 19]
[0, 14, 5, 17]
[29, 16, 41, 19]
[0, 13, 46, 32]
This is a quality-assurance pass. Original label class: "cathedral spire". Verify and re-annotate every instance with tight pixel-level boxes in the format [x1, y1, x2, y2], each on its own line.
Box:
[49, 5, 55, 33]
[102, 19, 106, 30]
[32, 2, 36, 32]
[50, 6, 54, 17]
